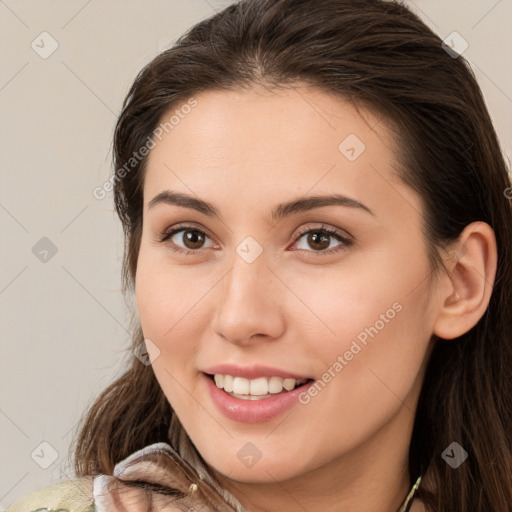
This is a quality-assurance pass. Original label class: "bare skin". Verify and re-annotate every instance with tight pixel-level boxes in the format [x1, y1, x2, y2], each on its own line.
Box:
[135, 85, 497, 512]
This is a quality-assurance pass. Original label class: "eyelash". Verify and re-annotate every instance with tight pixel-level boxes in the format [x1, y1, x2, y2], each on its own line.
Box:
[156, 223, 353, 258]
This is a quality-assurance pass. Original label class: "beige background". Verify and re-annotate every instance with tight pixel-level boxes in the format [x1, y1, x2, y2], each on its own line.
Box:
[1, 0, 510, 507]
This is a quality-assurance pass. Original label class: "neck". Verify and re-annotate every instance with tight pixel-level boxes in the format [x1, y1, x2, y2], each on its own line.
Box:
[212, 402, 417, 512]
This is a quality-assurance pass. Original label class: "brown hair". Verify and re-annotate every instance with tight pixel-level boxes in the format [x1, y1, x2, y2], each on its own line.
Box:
[72, 1, 512, 510]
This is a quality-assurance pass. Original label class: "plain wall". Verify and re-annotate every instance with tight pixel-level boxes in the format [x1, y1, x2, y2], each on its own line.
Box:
[1, 0, 510, 507]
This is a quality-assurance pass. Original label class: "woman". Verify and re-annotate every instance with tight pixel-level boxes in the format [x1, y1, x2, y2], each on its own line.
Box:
[7, 0, 511, 511]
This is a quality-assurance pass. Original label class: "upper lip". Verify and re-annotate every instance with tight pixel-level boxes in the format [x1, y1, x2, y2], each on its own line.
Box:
[202, 363, 313, 380]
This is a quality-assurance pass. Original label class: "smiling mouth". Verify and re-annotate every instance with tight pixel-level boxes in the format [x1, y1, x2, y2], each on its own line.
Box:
[205, 373, 314, 400]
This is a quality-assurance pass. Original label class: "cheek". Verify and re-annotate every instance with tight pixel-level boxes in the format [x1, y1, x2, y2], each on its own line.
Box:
[282, 253, 419, 347]
[135, 251, 212, 366]
[288, 274, 429, 461]
[286, 249, 431, 391]
[135, 258, 202, 411]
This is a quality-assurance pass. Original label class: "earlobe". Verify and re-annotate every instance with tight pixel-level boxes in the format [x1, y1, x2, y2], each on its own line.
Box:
[432, 222, 497, 340]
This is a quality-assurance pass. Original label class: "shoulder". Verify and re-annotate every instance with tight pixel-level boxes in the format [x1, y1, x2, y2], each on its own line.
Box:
[6, 476, 95, 512]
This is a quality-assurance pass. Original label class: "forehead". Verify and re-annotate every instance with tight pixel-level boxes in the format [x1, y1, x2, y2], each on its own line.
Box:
[143, 85, 418, 226]
[147, 85, 392, 165]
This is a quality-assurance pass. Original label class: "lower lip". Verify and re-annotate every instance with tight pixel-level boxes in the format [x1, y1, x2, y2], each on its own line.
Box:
[202, 373, 314, 424]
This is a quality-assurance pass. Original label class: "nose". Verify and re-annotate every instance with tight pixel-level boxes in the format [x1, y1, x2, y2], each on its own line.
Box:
[211, 252, 285, 346]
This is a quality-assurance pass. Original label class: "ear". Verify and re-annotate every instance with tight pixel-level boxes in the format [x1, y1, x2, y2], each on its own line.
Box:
[432, 221, 498, 340]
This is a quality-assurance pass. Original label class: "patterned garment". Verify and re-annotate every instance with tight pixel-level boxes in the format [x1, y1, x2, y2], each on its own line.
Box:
[6, 442, 422, 512]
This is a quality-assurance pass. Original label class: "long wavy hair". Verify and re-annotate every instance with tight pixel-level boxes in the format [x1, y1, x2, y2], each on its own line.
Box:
[72, 1, 512, 510]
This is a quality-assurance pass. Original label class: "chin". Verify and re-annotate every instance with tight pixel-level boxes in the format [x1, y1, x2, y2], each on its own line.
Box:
[200, 446, 311, 484]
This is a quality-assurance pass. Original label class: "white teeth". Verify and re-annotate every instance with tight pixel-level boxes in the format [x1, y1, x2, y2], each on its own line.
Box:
[212, 374, 308, 396]
[233, 377, 250, 395]
[268, 376, 283, 393]
[223, 374, 234, 392]
[249, 377, 268, 395]
[283, 378, 296, 391]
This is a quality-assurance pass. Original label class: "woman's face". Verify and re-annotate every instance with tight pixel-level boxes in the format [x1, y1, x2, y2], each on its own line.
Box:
[135, 86, 439, 483]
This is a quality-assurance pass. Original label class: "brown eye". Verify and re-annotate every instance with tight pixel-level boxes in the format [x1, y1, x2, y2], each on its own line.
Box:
[292, 225, 353, 256]
[158, 226, 215, 254]
[304, 231, 331, 251]
[179, 229, 207, 250]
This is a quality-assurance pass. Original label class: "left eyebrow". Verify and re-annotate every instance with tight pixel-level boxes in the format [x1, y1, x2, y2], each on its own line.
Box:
[146, 190, 375, 222]
[269, 194, 375, 221]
